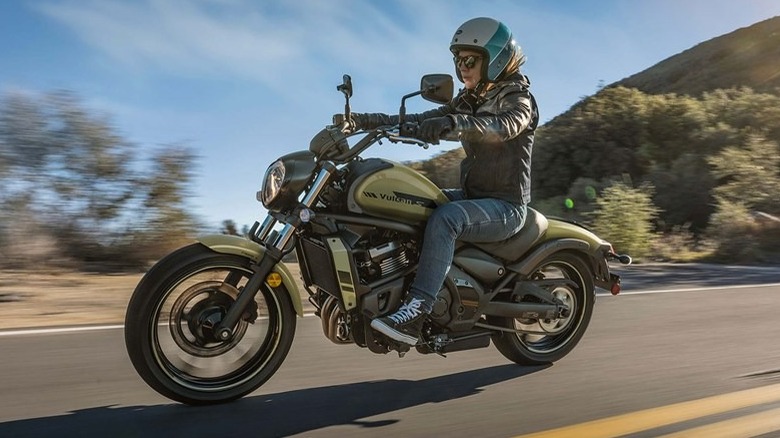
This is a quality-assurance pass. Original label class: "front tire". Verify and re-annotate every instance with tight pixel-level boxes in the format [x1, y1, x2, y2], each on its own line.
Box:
[489, 252, 595, 365]
[124, 243, 296, 405]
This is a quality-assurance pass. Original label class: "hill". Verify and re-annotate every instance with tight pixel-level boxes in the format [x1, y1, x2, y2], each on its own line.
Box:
[612, 16, 780, 96]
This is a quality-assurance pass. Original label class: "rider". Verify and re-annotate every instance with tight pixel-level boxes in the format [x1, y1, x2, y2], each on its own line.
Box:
[349, 17, 539, 346]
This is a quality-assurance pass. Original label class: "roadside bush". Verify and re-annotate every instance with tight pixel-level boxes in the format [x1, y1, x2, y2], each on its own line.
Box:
[651, 225, 716, 262]
[589, 182, 660, 260]
[706, 199, 780, 263]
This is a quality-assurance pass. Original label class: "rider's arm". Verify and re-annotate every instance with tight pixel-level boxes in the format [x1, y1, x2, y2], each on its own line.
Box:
[360, 101, 456, 128]
[448, 87, 537, 142]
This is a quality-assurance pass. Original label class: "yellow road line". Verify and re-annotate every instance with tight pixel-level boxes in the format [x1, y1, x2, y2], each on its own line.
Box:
[658, 406, 780, 437]
[514, 383, 780, 438]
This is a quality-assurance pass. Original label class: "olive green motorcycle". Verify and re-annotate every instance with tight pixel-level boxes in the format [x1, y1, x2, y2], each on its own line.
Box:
[124, 74, 631, 405]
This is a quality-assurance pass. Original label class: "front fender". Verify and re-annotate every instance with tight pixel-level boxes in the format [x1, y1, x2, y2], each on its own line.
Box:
[196, 234, 303, 317]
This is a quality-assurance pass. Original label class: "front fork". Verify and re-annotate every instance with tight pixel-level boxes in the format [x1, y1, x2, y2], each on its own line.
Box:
[215, 163, 335, 341]
[215, 245, 285, 341]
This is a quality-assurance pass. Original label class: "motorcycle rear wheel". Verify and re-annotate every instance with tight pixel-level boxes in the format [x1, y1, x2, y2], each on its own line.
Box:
[125, 243, 296, 405]
[488, 251, 594, 365]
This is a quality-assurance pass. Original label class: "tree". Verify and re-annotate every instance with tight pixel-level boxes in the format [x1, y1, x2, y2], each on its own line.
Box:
[0, 90, 202, 268]
[701, 88, 780, 143]
[706, 198, 766, 263]
[0, 92, 56, 225]
[706, 130, 780, 263]
[647, 153, 715, 231]
[0, 91, 139, 264]
[47, 91, 136, 230]
[532, 87, 657, 200]
[589, 182, 660, 258]
[136, 144, 201, 257]
[708, 133, 780, 215]
[221, 220, 239, 235]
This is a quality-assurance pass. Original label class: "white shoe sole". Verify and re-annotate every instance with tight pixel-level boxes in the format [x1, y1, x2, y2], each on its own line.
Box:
[370, 319, 419, 346]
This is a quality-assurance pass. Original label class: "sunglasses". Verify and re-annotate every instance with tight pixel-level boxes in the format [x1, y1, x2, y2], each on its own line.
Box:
[453, 54, 481, 69]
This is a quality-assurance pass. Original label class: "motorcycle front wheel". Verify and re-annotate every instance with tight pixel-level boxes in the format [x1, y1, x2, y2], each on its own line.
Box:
[124, 243, 296, 405]
[488, 251, 595, 365]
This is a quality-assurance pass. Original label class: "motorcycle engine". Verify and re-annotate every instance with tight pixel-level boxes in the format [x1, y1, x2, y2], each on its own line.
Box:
[354, 237, 412, 284]
[319, 232, 413, 346]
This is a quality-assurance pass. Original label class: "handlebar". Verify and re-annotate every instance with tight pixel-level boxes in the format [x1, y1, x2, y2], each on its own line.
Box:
[384, 124, 430, 149]
[333, 113, 456, 147]
[310, 118, 429, 163]
[336, 121, 431, 148]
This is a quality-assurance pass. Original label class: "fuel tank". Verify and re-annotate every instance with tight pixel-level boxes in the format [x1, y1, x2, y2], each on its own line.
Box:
[346, 158, 448, 224]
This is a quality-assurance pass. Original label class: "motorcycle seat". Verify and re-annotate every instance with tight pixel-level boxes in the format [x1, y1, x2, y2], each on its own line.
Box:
[472, 207, 549, 261]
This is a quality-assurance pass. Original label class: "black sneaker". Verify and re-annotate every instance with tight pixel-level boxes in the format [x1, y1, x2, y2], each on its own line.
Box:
[370, 296, 427, 345]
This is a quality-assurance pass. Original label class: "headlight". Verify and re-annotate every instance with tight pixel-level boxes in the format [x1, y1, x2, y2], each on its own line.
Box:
[257, 151, 317, 211]
[260, 160, 286, 206]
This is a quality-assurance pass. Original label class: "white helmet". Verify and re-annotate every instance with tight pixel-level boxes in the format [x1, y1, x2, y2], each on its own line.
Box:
[450, 17, 526, 83]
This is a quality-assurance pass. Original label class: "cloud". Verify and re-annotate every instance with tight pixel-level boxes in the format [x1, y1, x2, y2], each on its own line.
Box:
[35, 0, 302, 82]
[33, 0, 453, 95]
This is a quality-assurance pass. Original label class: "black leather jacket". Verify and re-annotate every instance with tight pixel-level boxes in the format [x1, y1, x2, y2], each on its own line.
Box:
[362, 72, 538, 205]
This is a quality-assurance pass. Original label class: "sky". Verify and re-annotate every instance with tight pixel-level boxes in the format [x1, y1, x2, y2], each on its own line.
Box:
[2, 0, 780, 231]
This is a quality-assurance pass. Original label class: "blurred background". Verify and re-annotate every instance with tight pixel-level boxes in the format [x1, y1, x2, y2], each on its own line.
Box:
[1, 0, 779, 271]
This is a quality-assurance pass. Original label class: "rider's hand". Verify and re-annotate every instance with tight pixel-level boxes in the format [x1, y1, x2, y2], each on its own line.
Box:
[418, 116, 454, 144]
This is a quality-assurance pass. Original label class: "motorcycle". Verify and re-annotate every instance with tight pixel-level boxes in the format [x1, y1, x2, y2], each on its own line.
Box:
[124, 73, 632, 405]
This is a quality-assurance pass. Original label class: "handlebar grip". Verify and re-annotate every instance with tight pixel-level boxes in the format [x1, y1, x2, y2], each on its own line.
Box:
[399, 122, 418, 138]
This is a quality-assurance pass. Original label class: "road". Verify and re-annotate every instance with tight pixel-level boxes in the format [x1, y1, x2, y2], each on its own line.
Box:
[1, 264, 780, 437]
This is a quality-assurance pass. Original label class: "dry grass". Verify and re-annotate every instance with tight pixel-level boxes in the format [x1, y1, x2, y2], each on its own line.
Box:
[0, 265, 306, 330]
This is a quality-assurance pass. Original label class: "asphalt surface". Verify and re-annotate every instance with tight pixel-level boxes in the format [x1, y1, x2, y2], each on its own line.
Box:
[609, 262, 780, 292]
[1, 264, 780, 437]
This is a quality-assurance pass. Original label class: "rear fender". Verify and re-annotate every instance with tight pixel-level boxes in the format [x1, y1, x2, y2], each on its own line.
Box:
[508, 219, 613, 287]
[507, 238, 590, 276]
[196, 235, 303, 317]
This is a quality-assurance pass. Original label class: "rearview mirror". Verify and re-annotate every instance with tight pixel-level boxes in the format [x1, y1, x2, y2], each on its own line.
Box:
[337, 74, 353, 98]
[399, 74, 455, 125]
[420, 74, 453, 104]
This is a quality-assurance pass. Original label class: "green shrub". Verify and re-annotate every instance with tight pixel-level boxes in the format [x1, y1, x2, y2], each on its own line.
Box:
[590, 182, 660, 259]
[707, 198, 780, 263]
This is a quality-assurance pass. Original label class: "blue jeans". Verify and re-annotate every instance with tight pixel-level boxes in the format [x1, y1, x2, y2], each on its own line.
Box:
[408, 189, 527, 313]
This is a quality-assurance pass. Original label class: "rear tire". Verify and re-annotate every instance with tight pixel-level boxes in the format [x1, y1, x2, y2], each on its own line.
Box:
[125, 243, 296, 405]
[489, 252, 594, 365]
